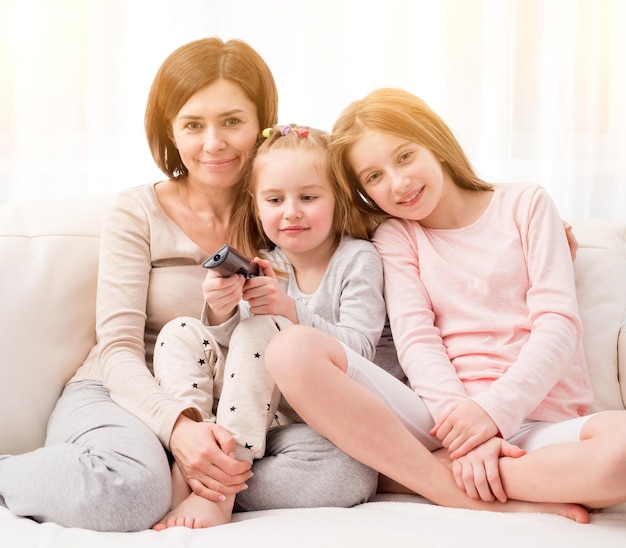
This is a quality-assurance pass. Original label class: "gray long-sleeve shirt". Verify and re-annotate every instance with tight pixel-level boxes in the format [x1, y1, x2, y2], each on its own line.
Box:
[205, 237, 386, 362]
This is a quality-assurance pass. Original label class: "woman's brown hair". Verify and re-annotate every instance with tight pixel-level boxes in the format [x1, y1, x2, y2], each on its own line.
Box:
[145, 37, 278, 179]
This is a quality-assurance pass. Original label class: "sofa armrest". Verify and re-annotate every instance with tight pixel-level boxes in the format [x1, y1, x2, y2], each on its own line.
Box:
[570, 219, 626, 412]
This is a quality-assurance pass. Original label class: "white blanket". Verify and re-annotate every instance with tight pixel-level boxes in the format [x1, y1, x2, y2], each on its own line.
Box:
[3, 495, 625, 548]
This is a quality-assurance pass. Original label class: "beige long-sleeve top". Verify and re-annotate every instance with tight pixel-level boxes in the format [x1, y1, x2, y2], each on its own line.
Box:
[70, 182, 207, 447]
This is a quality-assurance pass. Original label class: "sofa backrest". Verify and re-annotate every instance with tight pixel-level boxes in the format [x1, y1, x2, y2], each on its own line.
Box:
[0, 194, 624, 455]
[0, 194, 116, 454]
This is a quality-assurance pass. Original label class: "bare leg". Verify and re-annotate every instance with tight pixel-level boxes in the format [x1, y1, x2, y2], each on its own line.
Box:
[379, 449, 452, 495]
[499, 411, 626, 508]
[153, 463, 235, 530]
[265, 326, 589, 523]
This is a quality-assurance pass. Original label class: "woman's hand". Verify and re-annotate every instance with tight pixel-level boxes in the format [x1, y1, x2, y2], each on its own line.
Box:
[452, 437, 526, 503]
[430, 399, 499, 459]
[242, 258, 298, 323]
[168, 415, 253, 502]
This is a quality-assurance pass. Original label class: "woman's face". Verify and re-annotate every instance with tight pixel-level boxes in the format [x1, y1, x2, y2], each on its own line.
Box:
[170, 78, 260, 189]
[346, 130, 450, 223]
[254, 148, 337, 260]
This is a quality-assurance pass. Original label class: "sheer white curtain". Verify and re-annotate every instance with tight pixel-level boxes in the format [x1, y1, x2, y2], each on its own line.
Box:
[1, 0, 624, 219]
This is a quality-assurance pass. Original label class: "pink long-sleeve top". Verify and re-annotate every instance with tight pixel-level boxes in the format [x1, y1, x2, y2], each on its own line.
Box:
[373, 183, 592, 439]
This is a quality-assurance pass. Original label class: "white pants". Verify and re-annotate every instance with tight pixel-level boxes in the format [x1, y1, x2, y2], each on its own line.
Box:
[343, 342, 595, 451]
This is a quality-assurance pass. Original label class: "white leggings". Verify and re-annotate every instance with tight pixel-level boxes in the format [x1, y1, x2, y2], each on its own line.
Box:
[343, 343, 595, 452]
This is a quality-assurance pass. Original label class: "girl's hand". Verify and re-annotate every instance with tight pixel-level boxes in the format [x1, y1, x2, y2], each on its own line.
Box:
[452, 437, 526, 503]
[242, 258, 298, 323]
[430, 399, 499, 459]
[202, 270, 245, 323]
[168, 414, 253, 502]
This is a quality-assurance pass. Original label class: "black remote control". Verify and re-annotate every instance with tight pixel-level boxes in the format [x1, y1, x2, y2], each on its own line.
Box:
[202, 244, 259, 278]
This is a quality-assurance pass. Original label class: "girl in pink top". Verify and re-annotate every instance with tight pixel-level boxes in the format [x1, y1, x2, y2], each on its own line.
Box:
[264, 88, 626, 520]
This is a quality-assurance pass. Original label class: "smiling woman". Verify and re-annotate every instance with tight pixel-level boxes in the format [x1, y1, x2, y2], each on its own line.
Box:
[0, 36, 286, 533]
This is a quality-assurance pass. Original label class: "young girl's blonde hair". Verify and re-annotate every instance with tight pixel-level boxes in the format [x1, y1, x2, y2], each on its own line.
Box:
[329, 88, 492, 226]
[230, 123, 373, 260]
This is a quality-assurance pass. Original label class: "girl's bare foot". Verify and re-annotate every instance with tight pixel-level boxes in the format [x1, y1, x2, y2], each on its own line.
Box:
[152, 493, 235, 530]
[499, 500, 590, 523]
[378, 474, 589, 523]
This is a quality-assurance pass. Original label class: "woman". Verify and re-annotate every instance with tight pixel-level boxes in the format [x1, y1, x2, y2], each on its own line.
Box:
[0, 38, 376, 532]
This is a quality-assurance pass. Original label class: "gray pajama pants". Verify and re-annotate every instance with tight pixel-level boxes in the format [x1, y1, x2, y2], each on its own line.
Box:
[0, 380, 171, 532]
[1, 381, 376, 531]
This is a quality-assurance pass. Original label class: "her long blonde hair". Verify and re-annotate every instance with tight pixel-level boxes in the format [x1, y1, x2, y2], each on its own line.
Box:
[329, 88, 492, 227]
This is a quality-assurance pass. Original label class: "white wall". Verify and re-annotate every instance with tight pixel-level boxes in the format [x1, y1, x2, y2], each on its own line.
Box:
[1, 0, 624, 220]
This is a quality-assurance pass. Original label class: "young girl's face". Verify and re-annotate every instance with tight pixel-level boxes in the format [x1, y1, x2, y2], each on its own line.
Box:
[254, 148, 336, 258]
[346, 130, 451, 223]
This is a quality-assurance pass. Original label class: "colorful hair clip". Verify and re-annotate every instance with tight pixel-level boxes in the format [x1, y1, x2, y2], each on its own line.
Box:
[262, 127, 272, 138]
[297, 128, 309, 138]
[280, 125, 292, 136]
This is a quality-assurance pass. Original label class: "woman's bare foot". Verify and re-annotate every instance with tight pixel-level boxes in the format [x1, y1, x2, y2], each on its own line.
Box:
[152, 493, 235, 530]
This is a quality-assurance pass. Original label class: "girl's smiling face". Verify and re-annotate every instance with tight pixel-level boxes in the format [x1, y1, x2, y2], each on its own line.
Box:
[170, 78, 259, 189]
[347, 130, 452, 225]
[253, 148, 336, 260]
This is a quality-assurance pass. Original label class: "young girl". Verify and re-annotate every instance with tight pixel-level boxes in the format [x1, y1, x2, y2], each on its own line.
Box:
[152, 124, 386, 529]
[264, 88, 626, 522]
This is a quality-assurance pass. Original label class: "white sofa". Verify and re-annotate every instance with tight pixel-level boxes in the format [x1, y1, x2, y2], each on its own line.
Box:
[1, 192, 625, 547]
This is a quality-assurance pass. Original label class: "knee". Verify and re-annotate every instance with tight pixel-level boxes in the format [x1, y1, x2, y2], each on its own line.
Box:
[159, 315, 193, 333]
[232, 314, 291, 343]
[290, 441, 378, 508]
[603, 424, 626, 478]
[157, 316, 202, 341]
[315, 447, 379, 507]
[265, 325, 320, 378]
[262, 424, 378, 508]
[67, 450, 171, 532]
